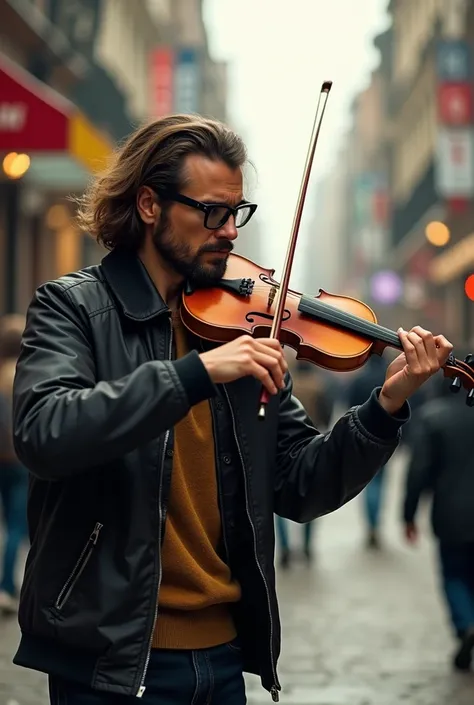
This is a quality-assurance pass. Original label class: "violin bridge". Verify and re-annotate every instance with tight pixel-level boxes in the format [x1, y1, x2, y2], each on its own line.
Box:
[267, 286, 277, 308]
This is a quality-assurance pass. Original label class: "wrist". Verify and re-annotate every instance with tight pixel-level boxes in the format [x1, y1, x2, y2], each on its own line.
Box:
[378, 388, 404, 415]
[173, 351, 217, 405]
[198, 351, 218, 384]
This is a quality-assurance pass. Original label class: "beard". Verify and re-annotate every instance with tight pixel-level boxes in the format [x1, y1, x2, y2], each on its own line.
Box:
[151, 210, 233, 287]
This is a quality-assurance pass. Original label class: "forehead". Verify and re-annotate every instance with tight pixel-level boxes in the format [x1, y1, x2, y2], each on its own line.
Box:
[182, 154, 243, 204]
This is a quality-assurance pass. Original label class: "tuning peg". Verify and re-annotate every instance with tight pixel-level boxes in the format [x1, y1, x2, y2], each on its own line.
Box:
[465, 353, 474, 366]
[450, 377, 462, 393]
[467, 389, 474, 407]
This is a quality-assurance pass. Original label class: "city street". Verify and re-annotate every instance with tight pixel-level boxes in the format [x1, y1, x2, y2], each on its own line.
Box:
[1, 450, 473, 705]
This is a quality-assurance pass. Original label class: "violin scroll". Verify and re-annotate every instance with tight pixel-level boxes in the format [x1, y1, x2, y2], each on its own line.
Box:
[443, 353, 474, 406]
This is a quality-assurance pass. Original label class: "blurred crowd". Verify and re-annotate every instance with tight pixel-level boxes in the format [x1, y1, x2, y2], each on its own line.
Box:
[276, 345, 474, 671]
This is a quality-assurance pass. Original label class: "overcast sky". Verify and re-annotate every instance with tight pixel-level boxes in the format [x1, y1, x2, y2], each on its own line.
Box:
[203, 0, 389, 275]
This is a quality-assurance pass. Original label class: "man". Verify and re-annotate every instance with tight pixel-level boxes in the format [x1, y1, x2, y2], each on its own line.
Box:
[344, 356, 389, 549]
[403, 378, 474, 672]
[0, 315, 28, 614]
[12, 114, 451, 704]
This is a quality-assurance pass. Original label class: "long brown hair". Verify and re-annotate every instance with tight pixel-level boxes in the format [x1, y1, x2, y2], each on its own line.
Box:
[75, 114, 248, 252]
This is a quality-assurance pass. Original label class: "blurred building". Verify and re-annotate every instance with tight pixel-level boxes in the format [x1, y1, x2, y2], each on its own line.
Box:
[148, 0, 228, 123]
[313, 0, 474, 350]
[388, 0, 474, 346]
[298, 177, 343, 295]
[0, 0, 110, 314]
[302, 25, 393, 306]
[0, 0, 229, 317]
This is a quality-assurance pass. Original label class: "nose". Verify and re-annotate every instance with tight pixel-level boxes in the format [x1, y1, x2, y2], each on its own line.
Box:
[216, 215, 238, 241]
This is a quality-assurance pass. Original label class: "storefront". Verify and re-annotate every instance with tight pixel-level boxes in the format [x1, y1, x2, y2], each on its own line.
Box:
[0, 51, 112, 314]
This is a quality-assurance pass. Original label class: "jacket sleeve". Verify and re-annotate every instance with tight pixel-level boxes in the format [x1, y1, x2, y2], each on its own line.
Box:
[274, 374, 409, 523]
[402, 413, 436, 524]
[13, 281, 216, 480]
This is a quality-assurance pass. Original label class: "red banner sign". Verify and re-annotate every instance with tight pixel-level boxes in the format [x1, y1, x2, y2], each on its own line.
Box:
[438, 82, 473, 125]
[149, 48, 174, 118]
[0, 53, 69, 152]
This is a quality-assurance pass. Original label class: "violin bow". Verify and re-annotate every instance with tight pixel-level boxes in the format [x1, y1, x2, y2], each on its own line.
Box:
[258, 81, 333, 419]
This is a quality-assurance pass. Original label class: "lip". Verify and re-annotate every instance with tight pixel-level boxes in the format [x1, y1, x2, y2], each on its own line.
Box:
[204, 250, 229, 256]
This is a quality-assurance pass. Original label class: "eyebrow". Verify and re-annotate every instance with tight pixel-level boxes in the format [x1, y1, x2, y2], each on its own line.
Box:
[202, 198, 247, 207]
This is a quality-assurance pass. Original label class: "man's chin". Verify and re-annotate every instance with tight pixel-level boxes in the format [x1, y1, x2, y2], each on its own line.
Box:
[190, 258, 228, 287]
[202, 253, 229, 274]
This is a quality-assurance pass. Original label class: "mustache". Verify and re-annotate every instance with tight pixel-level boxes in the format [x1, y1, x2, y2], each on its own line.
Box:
[199, 242, 234, 254]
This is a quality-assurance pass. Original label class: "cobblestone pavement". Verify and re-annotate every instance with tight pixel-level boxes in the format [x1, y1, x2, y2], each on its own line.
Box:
[246, 449, 474, 704]
[1, 449, 473, 704]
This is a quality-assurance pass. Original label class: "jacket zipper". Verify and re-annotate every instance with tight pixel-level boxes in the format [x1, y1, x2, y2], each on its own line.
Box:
[222, 387, 280, 702]
[200, 341, 230, 564]
[210, 401, 230, 564]
[137, 318, 173, 698]
[55, 522, 103, 611]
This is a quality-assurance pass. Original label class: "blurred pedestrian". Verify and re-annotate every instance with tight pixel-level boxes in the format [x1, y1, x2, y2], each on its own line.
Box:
[0, 314, 27, 615]
[344, 355, 388, 549]
[276, 356, 335, 567]
[403, 378, 474, 671]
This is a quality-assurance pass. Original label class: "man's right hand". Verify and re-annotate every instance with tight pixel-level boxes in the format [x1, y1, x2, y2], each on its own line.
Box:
[199, 335, 288, 395]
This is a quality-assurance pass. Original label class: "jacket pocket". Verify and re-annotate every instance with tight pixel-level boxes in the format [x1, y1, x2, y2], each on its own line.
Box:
[54, 522, 103, 611]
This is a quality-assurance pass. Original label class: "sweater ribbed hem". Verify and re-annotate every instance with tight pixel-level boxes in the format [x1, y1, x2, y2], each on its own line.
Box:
[152, 603, 237, 650]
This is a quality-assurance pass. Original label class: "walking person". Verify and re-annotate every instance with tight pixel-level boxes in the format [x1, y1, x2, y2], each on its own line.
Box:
[403, 378, 474, 671]
[0, 315, 28, 614]
[11, 114, 450, 704]
[344, 356, 388, 548]
[275, 358, 335, 568]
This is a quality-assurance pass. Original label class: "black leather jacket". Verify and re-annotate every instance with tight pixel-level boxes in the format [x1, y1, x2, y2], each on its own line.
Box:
[12, 250, 408, 701]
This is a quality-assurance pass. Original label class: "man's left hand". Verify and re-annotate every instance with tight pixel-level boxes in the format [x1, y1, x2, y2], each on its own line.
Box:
[378, 326, 453, 415]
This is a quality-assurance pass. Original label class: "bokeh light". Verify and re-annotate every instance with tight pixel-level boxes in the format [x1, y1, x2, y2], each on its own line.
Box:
[425, 221, 450, 247]
[2, 152, 31, 179]
[464, 274, 474, 301]
[370, 270, 403, 305]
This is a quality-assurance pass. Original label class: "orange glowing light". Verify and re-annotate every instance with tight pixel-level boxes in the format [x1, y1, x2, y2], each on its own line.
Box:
[464, 274, 474, 301]
[425, 221, 450, 247]
[2, 151, 30, 179]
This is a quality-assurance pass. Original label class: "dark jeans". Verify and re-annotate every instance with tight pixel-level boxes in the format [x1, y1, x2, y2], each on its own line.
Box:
[0, 461, 28, 596]
[439, 542, 474, 638]
[276, 515, 314, 552]
[49, 641, 247, 704]
[364, 467, 385, 530]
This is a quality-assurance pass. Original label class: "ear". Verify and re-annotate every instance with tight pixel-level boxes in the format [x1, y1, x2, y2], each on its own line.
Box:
[137, 186, 160, 225]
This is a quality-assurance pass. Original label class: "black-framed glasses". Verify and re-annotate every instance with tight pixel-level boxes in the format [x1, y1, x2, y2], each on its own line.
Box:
[158, 191, 258, 230]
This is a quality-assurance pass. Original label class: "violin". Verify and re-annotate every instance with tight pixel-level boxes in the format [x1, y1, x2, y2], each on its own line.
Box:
[181, 82, 474, 418]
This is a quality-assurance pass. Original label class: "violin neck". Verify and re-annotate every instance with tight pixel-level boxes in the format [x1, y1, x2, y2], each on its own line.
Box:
[298, 295, 403, 353]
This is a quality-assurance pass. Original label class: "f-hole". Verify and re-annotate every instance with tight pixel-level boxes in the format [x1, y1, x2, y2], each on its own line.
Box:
[245, 309, 291, 323]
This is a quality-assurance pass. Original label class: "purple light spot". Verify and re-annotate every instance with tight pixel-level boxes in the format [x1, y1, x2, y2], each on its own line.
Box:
[370, 270, 403, 305]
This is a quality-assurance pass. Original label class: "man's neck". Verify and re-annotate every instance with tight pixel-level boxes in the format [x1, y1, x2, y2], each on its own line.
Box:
[138, 243, 183, 311]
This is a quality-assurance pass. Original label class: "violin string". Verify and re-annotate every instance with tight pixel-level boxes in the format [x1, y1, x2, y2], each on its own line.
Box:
[238, 285, 401, 348]
[301, 298, 401, 348]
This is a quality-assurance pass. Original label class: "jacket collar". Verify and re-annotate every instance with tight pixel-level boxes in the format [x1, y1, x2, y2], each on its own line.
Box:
[101, 249, 169, 321]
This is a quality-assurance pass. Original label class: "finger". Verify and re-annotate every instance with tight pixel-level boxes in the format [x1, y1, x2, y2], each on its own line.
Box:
[411, 326, 439, 374]
[250, 361, 279, 395]
[253, 339, 288, 372]
[398, 329, 419, 370]
[433, 334, 454, 365]
[406, 331, 431, 375]
[257, 337, 284, 351]
[252, 351, 286, 389]
[238, 338, 286, 386]
[255, 337, 286, 357]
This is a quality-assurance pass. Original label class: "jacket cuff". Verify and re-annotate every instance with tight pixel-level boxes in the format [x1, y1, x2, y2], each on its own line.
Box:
[356, 386, 410, 440]
[172, 350, 217, 406]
